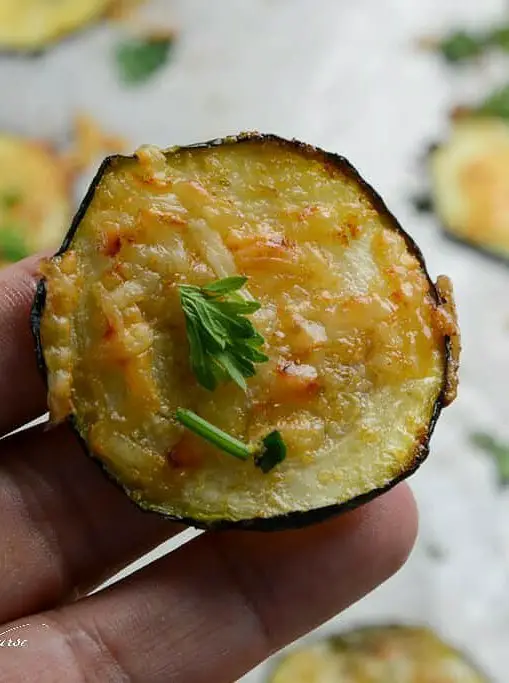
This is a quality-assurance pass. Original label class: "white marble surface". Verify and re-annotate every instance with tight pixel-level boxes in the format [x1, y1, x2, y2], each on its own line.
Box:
[2, 1, 509, 681]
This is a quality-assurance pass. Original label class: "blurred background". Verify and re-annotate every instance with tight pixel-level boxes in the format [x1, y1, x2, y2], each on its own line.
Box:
[1, 0, 509, 681]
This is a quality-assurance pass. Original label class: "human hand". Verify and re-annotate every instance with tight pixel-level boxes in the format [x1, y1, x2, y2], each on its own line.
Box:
[0, 256, 418, 682]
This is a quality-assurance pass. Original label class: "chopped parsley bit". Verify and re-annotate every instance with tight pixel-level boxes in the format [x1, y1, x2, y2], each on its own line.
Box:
[254, 430, 287, 473]
[439, 30, 485, 63]
[115, 36, 174, 85]
[476, 85, 509, 121]
[175, 408, 286, 474]
[437, 23, 509, 63]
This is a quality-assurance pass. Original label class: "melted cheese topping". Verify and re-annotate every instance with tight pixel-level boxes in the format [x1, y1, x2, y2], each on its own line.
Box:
[431, 117, 509, 258]
[271, 627, 487, 683]
[39, 137, 454, 524]
[0, 134, 71, 265]
[0, 0, 110, 50]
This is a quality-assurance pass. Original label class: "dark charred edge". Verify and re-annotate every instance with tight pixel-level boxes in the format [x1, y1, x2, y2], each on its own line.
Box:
[55, 430, 428, 533]
[0, 5, 110, 57]
[30, 280, 48, 383]
[58, 155, 120, 256]
[30, 131, 452, 532]
[30, 155, 120, 382]
[269, 624, 491, 681]
[168, 132, 444, 306]
[36, 130, 446, 306]
[52, 391, 440, 534]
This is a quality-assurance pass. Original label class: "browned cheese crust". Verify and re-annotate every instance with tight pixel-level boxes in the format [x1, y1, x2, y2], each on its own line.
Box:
[35, 134, 460, 527]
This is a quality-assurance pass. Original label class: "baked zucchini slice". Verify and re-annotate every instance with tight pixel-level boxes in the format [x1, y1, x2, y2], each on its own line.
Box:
[269, 625, 488, 682]
[32, 134, 459, 530]
[0, 134, 72, 266]
[430, 117, 509, 261]
[0, 0, 111, 52]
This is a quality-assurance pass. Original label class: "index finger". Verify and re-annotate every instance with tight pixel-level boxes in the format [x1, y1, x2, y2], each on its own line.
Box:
[0, 256, 47, 436]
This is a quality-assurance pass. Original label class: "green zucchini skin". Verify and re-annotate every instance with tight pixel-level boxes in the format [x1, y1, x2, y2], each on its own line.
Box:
[30, 132, 455, 532]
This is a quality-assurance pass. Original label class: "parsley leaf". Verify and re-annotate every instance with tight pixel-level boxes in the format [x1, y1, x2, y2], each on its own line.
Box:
[178, 276, 269, 392]
[175, 276, 287, 472]
[470, 432, 509, 487]
[437, 23, 509, 63]
[439, 30, 485, 63]
[115, 37, 174, 86]
[0, 225, 29, 262]
[476, 84, 509, 121]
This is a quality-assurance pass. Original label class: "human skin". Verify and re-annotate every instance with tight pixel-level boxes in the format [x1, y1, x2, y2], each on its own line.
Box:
[0, 255, 418, 682]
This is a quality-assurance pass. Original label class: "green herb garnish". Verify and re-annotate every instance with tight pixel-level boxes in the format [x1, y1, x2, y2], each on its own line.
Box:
[447, 83, 509, 122]
[488, 24, 509, 51]
[437, 23, 509, 63]
[0, 226, 29, 262]
[177, 276, 287, 470]
[115, 37, 174, 85]
[175, 408, 286, 473]
[178, 276, 268, 392]
[470, 432, 509, 487]
[476, 84, 509, 121]
[439, 30, 485, 63]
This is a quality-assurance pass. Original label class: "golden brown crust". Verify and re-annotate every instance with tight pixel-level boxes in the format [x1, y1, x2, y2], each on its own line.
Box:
[34, 134, 456, 527]
[435, 275, 461, 406]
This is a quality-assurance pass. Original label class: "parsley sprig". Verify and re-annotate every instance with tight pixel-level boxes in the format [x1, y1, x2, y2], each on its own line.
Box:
[115, 37, 174, 85]
[175, 275, 287, 473]
[178, 276, 269, 392]
[175, 408, 286, 474]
